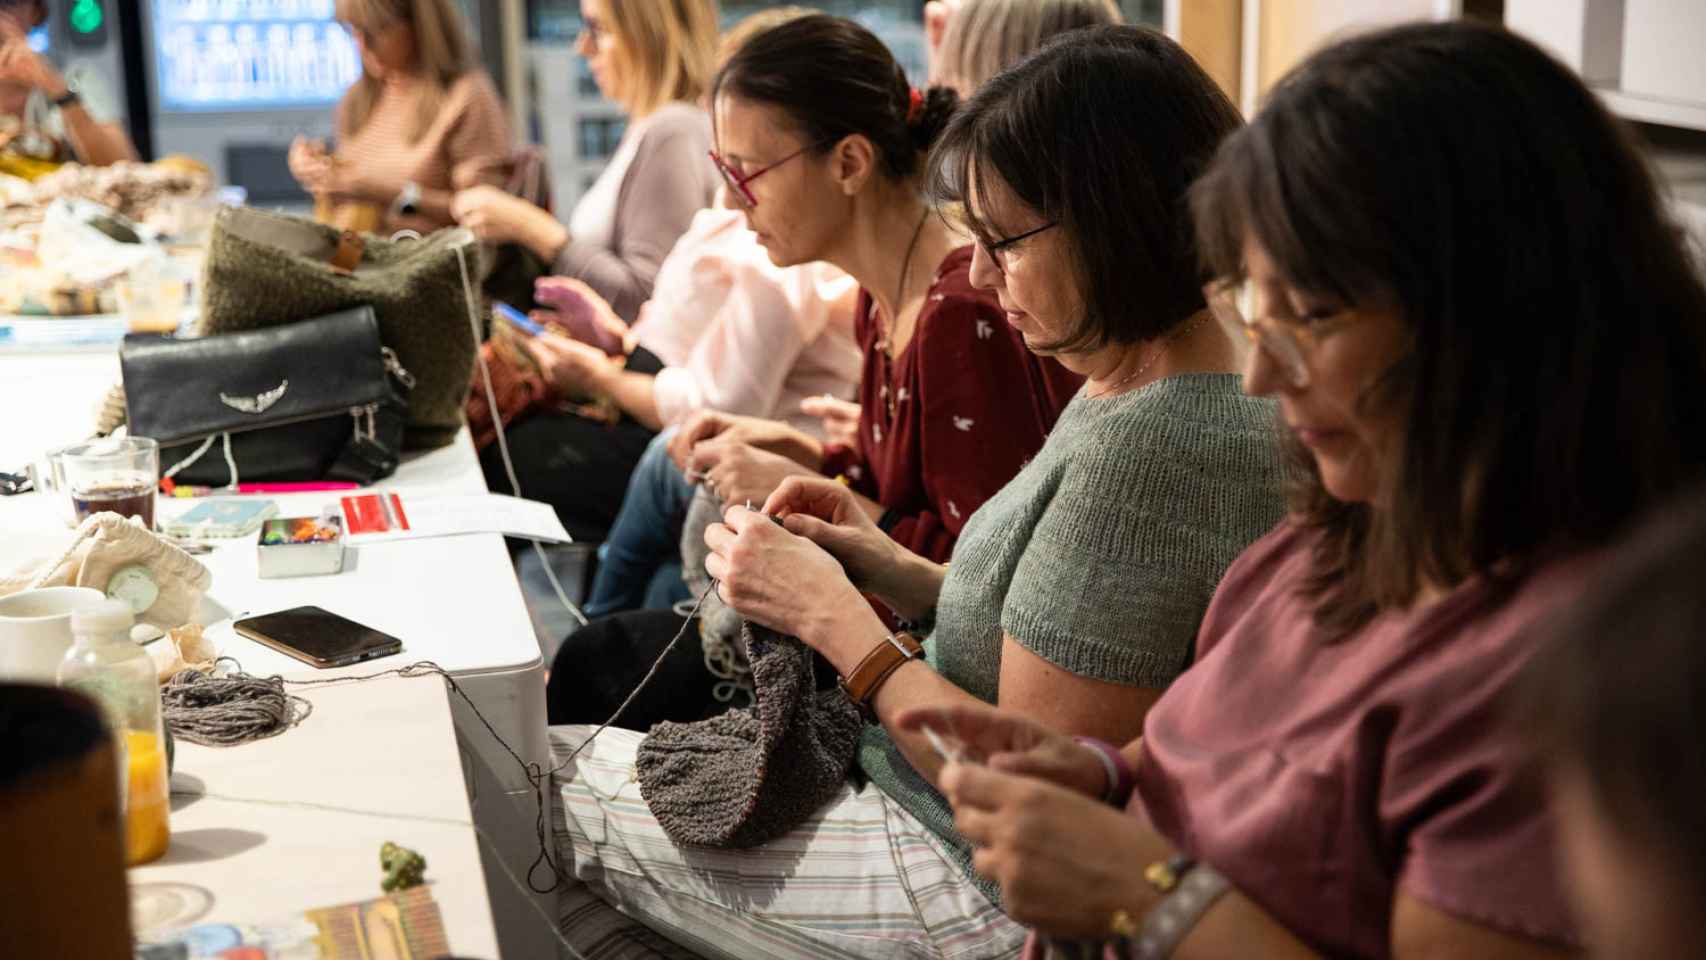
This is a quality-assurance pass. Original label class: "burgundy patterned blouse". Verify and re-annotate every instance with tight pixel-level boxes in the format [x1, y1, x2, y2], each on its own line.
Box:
[821, 246, 1082, 564]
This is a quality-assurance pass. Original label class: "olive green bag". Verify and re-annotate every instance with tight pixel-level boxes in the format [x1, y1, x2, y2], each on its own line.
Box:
[196, 206, 482, 450]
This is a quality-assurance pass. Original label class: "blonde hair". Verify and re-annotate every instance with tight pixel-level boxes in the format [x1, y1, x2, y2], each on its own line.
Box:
[601, 0, 720, 118]
[717, 6, 813, 65]
[937, 0, 1121, 93]
[336, 0, 476, 143]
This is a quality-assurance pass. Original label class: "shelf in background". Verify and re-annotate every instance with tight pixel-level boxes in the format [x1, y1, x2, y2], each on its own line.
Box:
[1600, 88, 1706, 137]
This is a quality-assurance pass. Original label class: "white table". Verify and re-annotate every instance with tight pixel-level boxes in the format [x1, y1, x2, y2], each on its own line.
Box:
[132, 675, 501, 957]
[1, 348, 560, 958]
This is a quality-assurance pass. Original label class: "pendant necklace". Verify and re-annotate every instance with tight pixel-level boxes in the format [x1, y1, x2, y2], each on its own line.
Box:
[1085, 311, 1208, 400]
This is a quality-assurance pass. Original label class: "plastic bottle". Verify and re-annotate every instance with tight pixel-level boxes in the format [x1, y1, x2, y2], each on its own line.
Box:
[57, 600, 171, 866]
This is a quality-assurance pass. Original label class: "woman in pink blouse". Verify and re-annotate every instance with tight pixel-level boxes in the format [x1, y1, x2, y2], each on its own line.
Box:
[901, 22, 1706, 959]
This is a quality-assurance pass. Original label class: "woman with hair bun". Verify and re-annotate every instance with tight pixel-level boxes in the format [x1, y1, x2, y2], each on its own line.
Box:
[667, 14, 1079, 550]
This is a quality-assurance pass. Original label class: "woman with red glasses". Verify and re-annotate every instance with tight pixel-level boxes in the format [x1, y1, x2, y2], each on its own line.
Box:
[668, 14, 1081, 558]
[540, 10, 1082, 728]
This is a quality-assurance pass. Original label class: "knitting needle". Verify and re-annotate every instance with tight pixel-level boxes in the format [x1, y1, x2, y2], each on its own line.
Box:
[921, 725, 979, 766]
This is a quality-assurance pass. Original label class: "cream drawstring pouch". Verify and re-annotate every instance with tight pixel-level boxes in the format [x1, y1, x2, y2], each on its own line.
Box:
[0, 513, 212, 629]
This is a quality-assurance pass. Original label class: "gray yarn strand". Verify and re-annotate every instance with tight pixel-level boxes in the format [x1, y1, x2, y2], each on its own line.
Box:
[161, 664, 314, 746]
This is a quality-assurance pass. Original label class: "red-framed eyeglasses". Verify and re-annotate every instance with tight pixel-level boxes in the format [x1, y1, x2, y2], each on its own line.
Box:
[708, 139, 831, 209]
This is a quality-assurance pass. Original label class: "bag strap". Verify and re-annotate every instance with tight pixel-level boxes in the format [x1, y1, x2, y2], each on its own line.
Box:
[329, 230, 366, 274]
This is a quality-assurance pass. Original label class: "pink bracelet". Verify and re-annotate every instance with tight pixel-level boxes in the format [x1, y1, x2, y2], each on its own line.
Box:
[1074, 736, 1136, 806]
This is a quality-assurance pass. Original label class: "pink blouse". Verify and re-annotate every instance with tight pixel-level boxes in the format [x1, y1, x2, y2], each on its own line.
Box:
[627, 206, 862, 435]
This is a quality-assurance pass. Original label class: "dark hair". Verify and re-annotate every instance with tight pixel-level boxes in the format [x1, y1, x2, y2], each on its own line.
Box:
[1517, 485, 1706, 905]
[931, 25, 1243, 350]
[713, 14, 957, 181]
[1191, 21, 1706, 634]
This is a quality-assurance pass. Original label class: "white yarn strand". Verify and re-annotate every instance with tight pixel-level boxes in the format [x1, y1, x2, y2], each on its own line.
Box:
[452, 240, 588, 629]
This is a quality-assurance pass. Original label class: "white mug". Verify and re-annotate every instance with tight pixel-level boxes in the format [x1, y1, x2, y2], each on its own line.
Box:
[0, 587, 108, 684]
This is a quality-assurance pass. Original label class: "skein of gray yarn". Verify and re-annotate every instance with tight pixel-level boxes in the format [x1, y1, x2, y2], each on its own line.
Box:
[160, 668, 314, 746]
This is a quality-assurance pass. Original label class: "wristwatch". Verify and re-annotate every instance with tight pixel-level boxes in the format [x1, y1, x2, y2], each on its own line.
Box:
[393, 180, 421, 217]
[53, 89, 81, 109]
[839, 630, 924, 716]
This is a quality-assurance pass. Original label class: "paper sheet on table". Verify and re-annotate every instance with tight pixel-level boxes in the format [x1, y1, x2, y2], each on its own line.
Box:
[138, 886, 450, 958]
[340, 492, 570, 544]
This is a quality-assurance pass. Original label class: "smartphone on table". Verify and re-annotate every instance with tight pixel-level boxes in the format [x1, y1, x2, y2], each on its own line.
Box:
[233, 606, 403, 669]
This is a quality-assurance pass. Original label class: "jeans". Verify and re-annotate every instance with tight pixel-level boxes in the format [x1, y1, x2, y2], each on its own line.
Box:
[583, 430, 696, 619]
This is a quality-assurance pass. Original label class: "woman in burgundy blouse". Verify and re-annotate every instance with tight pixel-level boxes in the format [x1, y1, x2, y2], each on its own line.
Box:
[544, 14, 1076, 726]
[900, 22, 1706, 959]
[684, 245, 1078, 564]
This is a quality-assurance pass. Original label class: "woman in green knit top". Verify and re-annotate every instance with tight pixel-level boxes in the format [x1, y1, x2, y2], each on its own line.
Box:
[685, 26, 1283, 951]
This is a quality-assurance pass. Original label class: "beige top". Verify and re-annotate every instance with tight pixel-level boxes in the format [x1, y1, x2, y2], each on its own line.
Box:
[332, 70, 512, 233]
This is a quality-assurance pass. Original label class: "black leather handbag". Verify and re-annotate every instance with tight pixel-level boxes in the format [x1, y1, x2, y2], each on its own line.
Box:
[121, 307, 412, 488]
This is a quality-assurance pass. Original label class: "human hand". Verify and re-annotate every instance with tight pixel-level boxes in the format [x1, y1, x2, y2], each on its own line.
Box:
[800, 395, 861, 450]
[524, 330, 616, 394]
[287, 136, 331, 193]
[703, 504, 876, 652]
[941, 761, 1168, 939]
[669, 411, 815, 473]
[290, 148, 385, 204]
[534, 275, 626, 355]
[692, 440, 816, 510]
[763, 475, 895, 591]
[0, 23, 65, 97]
[896, 700, 1110, 800]
[452, 185, 560, 254]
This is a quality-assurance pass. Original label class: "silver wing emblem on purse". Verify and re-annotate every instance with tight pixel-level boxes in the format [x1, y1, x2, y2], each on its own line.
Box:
[219, 380, 289, 415]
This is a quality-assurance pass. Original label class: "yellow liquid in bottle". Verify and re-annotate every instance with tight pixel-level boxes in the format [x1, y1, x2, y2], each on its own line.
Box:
[123, 730, 170, 865]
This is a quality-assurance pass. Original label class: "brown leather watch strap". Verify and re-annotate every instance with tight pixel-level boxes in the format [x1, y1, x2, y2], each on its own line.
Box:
[839, 631, 924, 712]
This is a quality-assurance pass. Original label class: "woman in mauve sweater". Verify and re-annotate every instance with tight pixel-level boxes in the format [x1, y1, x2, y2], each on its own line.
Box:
[462, 0, 721, 540]
[450, 0, 719, 322]
[903, 22, 1706, 960]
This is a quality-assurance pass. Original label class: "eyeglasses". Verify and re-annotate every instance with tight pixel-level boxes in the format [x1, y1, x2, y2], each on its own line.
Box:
[708, 140, 828, 209]
[979, 221, 1057, 270]
[1204, 279, 1358, 389]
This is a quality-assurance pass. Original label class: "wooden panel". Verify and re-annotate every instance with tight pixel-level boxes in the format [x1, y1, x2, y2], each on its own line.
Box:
[1174, 0, 1244, 108]
[1256, 0, 1440, 98]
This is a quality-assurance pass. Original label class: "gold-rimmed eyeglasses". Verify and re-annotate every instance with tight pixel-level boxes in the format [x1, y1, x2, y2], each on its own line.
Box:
[1204, 279, 1358, 389]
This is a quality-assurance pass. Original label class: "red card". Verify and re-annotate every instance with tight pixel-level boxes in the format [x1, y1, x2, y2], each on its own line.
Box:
[340, 493, 411, 535]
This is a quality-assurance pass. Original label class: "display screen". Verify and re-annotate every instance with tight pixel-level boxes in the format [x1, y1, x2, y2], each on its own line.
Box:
[235, 605, 402, 666]
[153, 0, 360, 112]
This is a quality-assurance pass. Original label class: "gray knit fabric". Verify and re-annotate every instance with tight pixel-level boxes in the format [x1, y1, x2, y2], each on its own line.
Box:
[858, 373, 1286, 901]
[636, 622, 864, 849]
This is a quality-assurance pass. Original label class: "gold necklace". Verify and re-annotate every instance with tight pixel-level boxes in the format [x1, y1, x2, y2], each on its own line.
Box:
[875, 210, 932, 421]
[1085, 311, 1207, 400]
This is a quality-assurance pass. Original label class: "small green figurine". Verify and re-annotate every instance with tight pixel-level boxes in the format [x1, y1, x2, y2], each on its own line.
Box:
[380, 841, 427, 893]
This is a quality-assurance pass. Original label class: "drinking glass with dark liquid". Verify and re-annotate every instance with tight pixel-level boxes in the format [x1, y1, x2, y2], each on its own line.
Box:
[59, 437, 159, 529]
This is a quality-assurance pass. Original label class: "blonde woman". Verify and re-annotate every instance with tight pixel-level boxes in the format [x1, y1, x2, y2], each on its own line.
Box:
[452, 0, 720, 322]
[934, 0, 1120, 91]
[289, 0, 511, 233]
